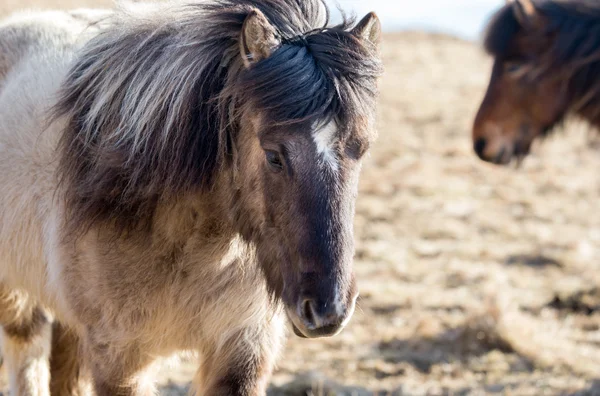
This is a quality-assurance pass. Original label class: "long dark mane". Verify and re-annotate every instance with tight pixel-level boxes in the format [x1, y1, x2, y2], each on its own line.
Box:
[484, 0, 600, 121]
[53, 0, 382, 234]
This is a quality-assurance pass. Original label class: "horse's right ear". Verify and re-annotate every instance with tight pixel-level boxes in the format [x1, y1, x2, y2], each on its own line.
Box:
[352, 12, 382, 51]
[507, 0, 540, 28]
[240, 9, 280, 68]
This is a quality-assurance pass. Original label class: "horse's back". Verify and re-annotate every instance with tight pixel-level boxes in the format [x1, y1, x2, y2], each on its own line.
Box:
[0, 9, 108, 86]
[0, 9, 108, 302]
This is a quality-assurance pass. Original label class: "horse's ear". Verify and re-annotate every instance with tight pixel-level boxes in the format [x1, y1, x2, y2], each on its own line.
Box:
[352, 12, 382, 51]
[240, 9, 280, 68]
[509, 0, 540, 28]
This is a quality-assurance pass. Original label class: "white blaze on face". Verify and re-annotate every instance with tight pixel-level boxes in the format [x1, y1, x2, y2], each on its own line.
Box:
[312, 121, 339, 172]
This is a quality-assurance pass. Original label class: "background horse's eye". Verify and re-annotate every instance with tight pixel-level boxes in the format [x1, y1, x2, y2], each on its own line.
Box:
[504, 62, 522, 74]
[265, 150, 284, 172]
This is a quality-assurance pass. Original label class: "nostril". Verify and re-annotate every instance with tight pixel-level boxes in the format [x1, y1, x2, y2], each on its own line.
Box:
[474, 137, 487, 158]
[301, 299, 316, 328]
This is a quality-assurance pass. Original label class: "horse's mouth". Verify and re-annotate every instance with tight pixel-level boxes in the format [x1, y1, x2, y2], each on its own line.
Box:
[291, 322, 342, 338]
[476, 123, 539, 166]
[286, 310, 347, 339]
[485, 138, 533, 166]
[292, 323, 308, 338]
[512, 138, 533, 165]
[284, 291, 358, 339]
[491, 146, 511, 165]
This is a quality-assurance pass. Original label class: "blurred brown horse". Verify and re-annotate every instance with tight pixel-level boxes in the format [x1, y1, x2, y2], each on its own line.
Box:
[473, 0, 600, 164]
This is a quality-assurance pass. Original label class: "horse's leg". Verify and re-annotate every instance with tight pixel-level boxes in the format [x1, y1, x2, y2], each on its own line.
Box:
[49, 322, 92, 396]
[194, 319, 285, 396]
[0, 287, 51, 396]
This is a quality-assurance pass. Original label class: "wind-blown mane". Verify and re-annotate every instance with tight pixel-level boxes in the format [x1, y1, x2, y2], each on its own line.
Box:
[53, 0, 382, 234]
[484, 0, 600, 122]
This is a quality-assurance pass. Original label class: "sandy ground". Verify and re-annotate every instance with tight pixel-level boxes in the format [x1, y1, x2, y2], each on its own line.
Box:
[2, 1, 600, 395]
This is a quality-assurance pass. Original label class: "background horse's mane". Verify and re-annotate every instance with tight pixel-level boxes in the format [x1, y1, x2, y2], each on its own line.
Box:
[484, 0, 600, 119]
[53, 0, 382, 234]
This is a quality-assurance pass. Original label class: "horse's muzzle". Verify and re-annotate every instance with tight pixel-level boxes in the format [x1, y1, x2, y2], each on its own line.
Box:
[473, 136, 513, 165]
[286, 292, 358, 339]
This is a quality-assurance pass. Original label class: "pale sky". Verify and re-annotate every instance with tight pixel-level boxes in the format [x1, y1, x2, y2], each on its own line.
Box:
[327, 0, 504, 40]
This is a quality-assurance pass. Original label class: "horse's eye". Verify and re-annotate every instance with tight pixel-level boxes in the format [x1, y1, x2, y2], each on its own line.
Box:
[504, 62, 522, 74]
[265, 150, 284, 172]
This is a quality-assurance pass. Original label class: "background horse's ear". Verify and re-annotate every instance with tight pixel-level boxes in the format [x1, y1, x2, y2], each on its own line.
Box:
[509, 0, 540, 28]
[240, 9, 280, 68]
[352, 12, 382, 51]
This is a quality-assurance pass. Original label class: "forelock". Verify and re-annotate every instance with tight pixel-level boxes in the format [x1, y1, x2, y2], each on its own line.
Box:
[236, 30, 381, 133]
[484, 4, 522, 57]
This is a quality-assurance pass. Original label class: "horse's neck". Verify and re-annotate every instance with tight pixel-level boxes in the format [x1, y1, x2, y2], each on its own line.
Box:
[68, 193, 266, 341]
[153, 191, 236, 247]
[85, 173, 263, 287]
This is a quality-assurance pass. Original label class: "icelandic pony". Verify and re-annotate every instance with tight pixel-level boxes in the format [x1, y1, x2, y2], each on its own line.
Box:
[473, 0, 600, 164]
[0, 1, 382, 394]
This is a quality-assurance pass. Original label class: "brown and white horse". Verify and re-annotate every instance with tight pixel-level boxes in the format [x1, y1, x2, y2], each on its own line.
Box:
[0, 1, 382, 394]
[473, 0, 600, 164]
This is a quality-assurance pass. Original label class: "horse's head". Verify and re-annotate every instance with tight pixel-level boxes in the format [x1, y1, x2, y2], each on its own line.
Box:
[231, 10, 381, 338]
[473, 0, 569, 164]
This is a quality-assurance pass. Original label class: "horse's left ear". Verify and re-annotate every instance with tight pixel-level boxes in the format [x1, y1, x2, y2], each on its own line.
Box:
[240, 9, 281, 68]
[352, 12, 382, 51]
[508, 0, 541, 29]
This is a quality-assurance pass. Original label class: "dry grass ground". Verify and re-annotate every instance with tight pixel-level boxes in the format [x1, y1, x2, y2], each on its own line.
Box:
[2, 2, 600, 395]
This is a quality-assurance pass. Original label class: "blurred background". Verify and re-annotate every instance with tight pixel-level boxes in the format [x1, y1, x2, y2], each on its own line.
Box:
[1, 0, 600, 395]
[329, 0, 499, 40]
[3, 0, 502, 40]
